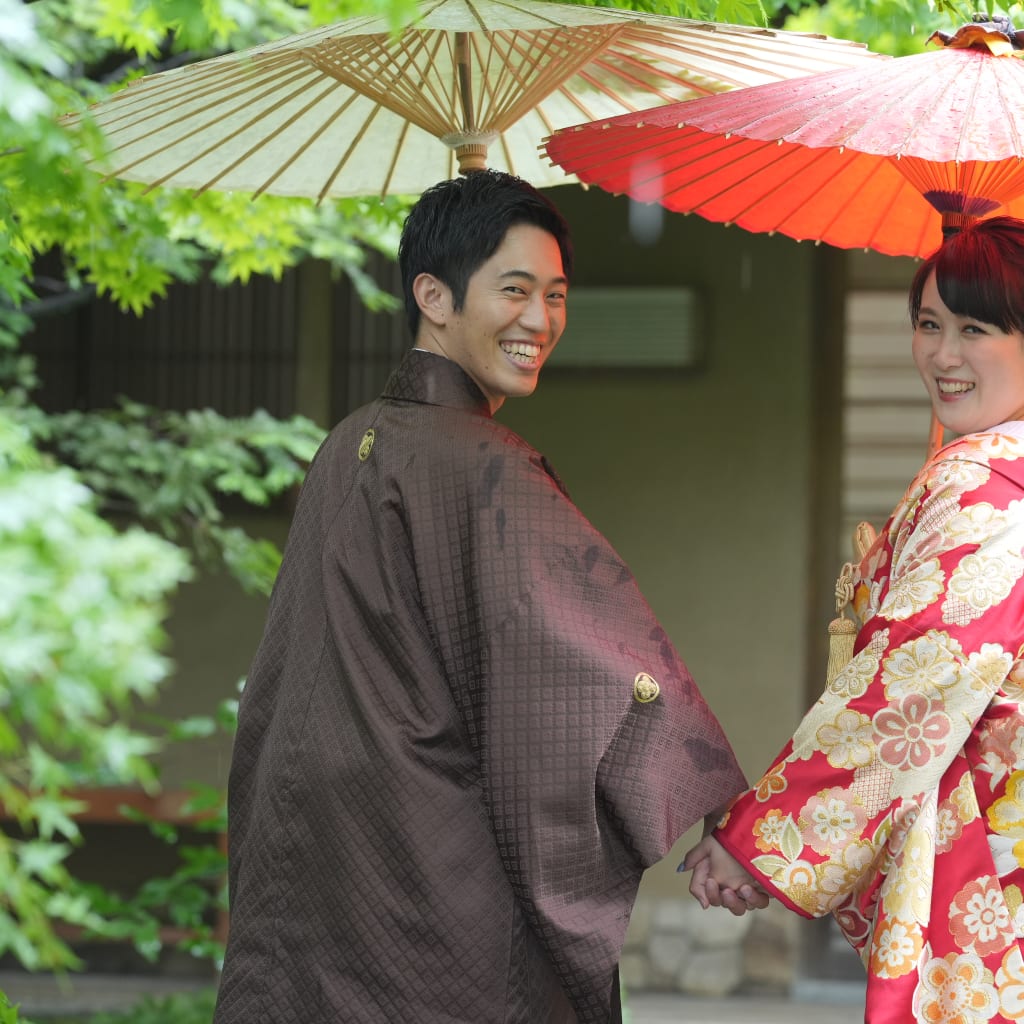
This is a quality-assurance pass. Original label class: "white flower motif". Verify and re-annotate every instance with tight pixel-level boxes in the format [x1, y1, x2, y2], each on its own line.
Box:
[881, 558, 944, 620]
[996, 945, 1024, 1020]
[944, 550, 1024, 626]
[913, 951, 998, 1024]
[987, 834, 1024, 878]
[819, 840, 878, 900]
[962, 644, 1014, 695]
[776, 859, 829, 915]
[942, 501, 1008, 547]
[951, 771, 981, 824]
[880, 632, 962, 700]
[799, 788, 867, 855]
[754, 811, 788, 851]
[973, 433, 1024, 461]
[949, 876, 1014, 957]
[814, 708, 874, 771]
[931, 454, 991, 488]
[829, 644, 880, 701]
[870, 917, 922, 979]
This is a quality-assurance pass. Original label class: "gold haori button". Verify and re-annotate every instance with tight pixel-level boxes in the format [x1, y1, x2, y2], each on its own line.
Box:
[358, 429, 375, 461]
[633, 672, 660, 703]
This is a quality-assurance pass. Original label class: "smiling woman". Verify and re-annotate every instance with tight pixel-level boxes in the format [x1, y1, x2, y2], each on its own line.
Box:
[909, 223, 1024, 437]
[683, 216, 1024, 1024]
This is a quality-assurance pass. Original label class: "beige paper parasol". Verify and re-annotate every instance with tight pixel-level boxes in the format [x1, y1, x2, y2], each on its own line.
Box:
[59, 0, 887, 199]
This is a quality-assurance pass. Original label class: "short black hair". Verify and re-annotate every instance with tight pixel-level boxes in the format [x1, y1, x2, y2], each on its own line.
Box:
[398, 170, 573, 337]
[909, 216, 1024, 334]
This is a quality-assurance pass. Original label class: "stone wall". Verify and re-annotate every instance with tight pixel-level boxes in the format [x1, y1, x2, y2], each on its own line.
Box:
[622, 897, 800, 997]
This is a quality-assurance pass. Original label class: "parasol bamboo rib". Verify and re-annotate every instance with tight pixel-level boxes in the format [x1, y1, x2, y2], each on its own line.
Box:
[103, 67, 320, 184]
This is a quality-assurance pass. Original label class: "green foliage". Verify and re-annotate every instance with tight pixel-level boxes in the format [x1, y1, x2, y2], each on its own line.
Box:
[577, 0, 767, 21]
[86, 988, 218, 1024]
[71, 752, 233, 970]
[2, 0, 408, 320]
[0, 993, 21, 1024]
[0, 0, 383, 996]
[777, 0, 1024, 52]
[40, 402, 325, 594]
[0, 410, 189, 973]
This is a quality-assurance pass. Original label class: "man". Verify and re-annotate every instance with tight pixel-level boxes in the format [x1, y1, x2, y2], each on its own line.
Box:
[214, 171, 745, 1024]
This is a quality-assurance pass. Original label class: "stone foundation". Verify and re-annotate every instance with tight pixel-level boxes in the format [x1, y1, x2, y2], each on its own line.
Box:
[622, 896, 799, 997]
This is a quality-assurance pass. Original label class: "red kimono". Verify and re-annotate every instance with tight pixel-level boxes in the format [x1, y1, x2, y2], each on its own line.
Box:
[214, 349, 745, 1024]
[718, 423, 1024, 1023]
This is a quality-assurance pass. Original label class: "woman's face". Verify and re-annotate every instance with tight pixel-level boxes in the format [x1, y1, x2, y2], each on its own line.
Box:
[912, 270, 1024, 435]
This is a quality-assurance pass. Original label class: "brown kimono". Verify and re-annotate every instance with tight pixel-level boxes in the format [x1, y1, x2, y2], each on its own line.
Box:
[214, 349, 744, 1024]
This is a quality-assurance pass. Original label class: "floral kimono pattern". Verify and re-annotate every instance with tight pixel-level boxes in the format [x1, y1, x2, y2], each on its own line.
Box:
[717, 424, 1024, 1023]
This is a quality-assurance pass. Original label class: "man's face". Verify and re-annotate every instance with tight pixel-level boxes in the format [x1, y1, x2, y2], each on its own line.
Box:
[429, 223, 568, 413]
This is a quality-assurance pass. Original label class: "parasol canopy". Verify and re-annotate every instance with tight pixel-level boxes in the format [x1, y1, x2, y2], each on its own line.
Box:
[58, 0, 886, 199]
[543, 18, 1024, 257]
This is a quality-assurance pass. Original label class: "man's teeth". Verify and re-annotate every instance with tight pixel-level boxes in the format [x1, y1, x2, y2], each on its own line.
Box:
[938, 380, 975, 394]
[502, 342, 540, 363]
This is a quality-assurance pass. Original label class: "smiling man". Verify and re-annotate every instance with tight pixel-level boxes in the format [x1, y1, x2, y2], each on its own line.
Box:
[214, 171, 745, 1024]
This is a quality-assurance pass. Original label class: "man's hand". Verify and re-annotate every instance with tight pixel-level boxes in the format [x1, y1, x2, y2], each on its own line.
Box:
[680, 835, 770, 917]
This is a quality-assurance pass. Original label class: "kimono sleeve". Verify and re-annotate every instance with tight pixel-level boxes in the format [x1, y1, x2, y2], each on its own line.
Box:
[428, 434, 745, 1021]
[716, 452, 1024, 919]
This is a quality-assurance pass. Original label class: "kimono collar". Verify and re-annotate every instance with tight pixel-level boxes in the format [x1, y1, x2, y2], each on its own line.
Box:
[382, 349, 493, 418]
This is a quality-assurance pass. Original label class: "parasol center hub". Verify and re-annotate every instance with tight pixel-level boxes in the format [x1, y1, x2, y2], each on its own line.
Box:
[456, 144, 489, 174]
[922, 190, 1002, 237]
[442, 131, 498, 175]
[940, 210, 981, 236]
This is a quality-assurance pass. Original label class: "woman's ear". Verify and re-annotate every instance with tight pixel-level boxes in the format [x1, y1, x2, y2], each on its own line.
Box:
[412, 273, 450, 328]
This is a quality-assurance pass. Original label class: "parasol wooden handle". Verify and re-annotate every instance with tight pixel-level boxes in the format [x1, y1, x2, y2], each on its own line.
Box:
[926, 411, 946, 460]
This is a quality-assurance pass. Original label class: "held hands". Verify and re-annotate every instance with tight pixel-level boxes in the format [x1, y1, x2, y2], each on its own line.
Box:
[681, 835, 770, 917]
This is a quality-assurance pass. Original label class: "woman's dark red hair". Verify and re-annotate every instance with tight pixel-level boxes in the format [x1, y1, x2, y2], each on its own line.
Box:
[909, 216, 1024, 334]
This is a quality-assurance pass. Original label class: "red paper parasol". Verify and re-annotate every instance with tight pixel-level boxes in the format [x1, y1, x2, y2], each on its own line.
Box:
[543, 18, 1024, 258]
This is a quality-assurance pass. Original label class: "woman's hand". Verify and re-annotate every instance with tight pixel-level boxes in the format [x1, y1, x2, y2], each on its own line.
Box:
[681, 835, 770, 916]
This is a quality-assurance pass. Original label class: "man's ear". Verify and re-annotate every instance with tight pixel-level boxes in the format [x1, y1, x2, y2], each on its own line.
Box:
[412, 273, 450, 328]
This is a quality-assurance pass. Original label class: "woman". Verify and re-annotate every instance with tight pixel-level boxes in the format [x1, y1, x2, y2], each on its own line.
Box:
[686, 216, 1024, 1023]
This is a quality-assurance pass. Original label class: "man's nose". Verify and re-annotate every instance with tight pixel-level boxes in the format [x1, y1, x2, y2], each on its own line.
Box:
[520, 294, 552, 332]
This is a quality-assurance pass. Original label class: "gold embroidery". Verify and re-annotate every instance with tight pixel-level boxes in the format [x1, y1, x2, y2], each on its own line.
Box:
[1005, 884, 1023, 925]
[358, 429, 375, 461]
[633, 672, 660, 703]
